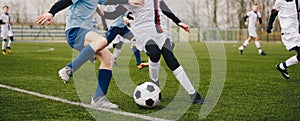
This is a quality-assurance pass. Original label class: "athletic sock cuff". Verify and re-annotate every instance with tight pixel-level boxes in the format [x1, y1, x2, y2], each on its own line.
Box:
[173, 66, 183, 75]
[282, 62, 288, 69]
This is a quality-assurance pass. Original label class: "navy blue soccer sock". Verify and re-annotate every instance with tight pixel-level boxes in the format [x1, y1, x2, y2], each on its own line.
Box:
[66, 45, 95, 72]
[93, 69, 112, 100]
[132, 46, 141, 65]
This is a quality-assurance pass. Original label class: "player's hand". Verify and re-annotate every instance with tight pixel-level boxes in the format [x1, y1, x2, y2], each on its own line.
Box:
[36, 13, 54, 26]
[97, 6, 105, 16]
[267, 25, 273, 33]
[123, 16, 130, 25]
[244, 22, 248, 26]
[178, 22, 190, 33]
[256, 21, 260, 26]
[128, 0, 144, 7]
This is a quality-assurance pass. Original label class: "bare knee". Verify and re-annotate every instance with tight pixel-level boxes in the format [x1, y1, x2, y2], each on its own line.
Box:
[85, 31, 107, 51]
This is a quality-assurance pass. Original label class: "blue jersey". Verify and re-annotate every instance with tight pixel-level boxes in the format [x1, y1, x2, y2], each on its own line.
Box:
[111, 16, 126, 28]
[66, 0, 107, 31]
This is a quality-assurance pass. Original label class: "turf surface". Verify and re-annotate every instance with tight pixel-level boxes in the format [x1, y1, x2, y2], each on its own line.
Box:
[0, 42, 299, 120]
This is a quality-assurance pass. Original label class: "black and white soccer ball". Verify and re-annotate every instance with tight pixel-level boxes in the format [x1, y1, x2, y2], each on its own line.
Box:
[133, 82, 161, 108]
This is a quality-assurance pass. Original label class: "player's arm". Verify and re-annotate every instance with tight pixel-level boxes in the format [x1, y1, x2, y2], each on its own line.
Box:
[258, 18, 262, 24]
[0, 20, 5, 24]
[160, 0, 190, 32]
[103, 0, 144, 7]
[96, 6, 109, 31]
[102, 5, 128, 20]
[267, 9, 278, 33]
[36, 0, 73, 26]
[244, 15, 249, 26]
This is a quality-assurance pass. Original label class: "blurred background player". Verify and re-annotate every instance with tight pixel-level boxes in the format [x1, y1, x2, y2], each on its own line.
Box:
[239, 3, 266, 56]
[267, 0, 300, 79]
[125, 0, 205, 104]
[99, 5, 148, 69]
[36, 0, 144, 109]
[1, 5, 14, 55]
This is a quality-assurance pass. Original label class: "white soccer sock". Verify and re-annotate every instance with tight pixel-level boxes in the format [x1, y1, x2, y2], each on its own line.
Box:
[149, 59, 160, 82]
[242, 40, 250, 48]
[113, 48, 121, 60]
[255, 41, 262, 54]
[286, 55, 299, 68]
[106, 43, 113, 49]
[7, 40, 12, 47]
[2, 41, 6, 50]
[173, 66, 196, 95]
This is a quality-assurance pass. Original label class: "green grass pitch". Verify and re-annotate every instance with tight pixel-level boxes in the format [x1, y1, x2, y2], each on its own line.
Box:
[0, 42, 299, 120]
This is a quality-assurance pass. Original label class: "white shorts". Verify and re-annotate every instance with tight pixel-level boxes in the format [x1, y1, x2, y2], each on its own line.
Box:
[248, 29, 258, 38]
[133, 30, 173, 52]
[1, 29, 13, 39]
[281, 32, 300, 51]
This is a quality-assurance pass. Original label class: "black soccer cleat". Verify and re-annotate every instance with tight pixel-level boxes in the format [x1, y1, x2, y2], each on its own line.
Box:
[276, 64, 290, 79]
[260, 51, 267, 56]
[190, 92, 205, 104]
[239, 50, 243, 55]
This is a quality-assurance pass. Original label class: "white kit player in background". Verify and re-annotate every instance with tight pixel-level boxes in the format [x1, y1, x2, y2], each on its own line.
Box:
[267, 0, 300, 79]
[239, 3, 267, 56]
[1, 5, 14, 55]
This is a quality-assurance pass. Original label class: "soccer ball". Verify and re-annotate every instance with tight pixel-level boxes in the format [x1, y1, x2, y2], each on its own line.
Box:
[133, 82, 161, 108]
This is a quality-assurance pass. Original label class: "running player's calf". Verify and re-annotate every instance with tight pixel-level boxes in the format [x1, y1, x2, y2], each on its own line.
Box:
[7, 36, 13, 53]
[1, 39, 7, 55]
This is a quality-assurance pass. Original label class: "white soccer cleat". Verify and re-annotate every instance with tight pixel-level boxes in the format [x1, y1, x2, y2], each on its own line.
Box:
[91, 96, 118, 109]
[58, 67, 72, 83]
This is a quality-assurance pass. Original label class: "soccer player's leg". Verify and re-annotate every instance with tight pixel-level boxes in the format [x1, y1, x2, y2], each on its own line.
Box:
[131, 40, 148, 69]
[91, 48, 118, 109]
[113, 40, 123, 66]
[1, 39, 7, 55]
[276, 47, 300, 79]
[7, 30, 14, 53]
[161, 39, 204, 104]
[145, 40, 161, 86]
[239, 36, 252, 55]
[254, 36, 266, 56]
[59, 28, 106, 83]
[106, 27, 123, 66]
[123, 28, 148, 69]
[1, 31, 8, 55]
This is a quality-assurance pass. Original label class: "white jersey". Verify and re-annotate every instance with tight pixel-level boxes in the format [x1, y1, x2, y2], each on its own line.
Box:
[246, 11, 261, 33]
[125, 0, 168, 34]
[273, 0, 300, 50]
[125, 0, 171, 51]
[0, 13, 12, 31]
[273, 0, 300, 33]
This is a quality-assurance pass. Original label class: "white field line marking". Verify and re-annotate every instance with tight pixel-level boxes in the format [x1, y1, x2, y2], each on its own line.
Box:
[36, 48, 55, 52]
[0, 84, 171, 121]
[16, 48, 55, 53]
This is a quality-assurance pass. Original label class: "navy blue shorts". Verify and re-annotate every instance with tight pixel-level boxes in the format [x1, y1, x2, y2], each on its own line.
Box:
[65, 28, 91, 51]
[106, 26, 131, 44]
